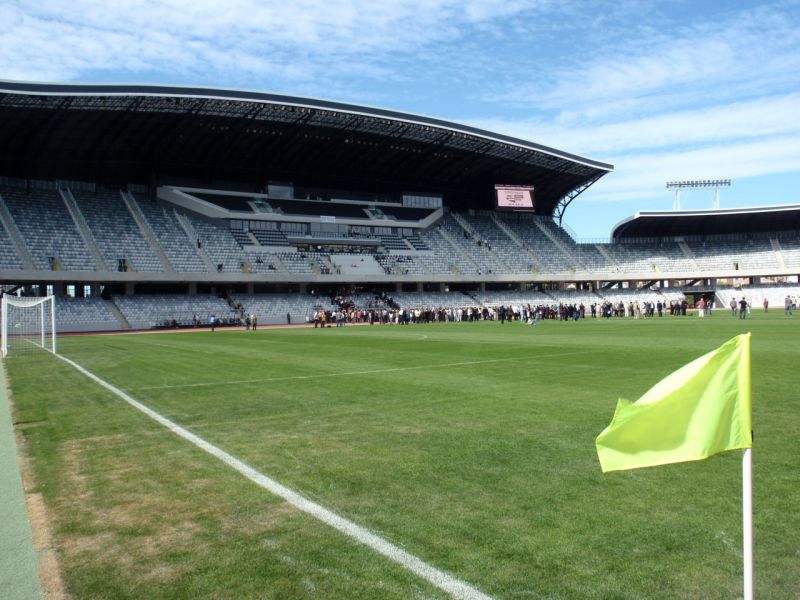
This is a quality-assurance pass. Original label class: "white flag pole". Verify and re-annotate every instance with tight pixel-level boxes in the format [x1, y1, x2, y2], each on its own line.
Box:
[742, 448, 754, 600]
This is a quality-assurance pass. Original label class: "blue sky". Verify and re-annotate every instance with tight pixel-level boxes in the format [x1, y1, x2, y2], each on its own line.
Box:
[2, 0, 800, 238]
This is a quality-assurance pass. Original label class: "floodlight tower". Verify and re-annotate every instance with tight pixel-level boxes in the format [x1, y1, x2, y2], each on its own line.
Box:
[666, 179, 731, 210]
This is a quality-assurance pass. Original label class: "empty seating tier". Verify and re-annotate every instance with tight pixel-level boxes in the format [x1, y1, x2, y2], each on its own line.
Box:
[2, 187, 95, 271]
[130, 194, 208, 272]
[72, 189, 163, 272]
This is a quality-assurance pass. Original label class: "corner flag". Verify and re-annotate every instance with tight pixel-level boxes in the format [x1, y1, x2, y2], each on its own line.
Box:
[596, 333, 751, 473]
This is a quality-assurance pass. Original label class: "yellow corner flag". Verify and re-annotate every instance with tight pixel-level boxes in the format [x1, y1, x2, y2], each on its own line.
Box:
[596, 333, 752, 473]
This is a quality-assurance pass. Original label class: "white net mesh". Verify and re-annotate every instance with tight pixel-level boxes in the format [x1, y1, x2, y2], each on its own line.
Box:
[2, 295, 56, 357]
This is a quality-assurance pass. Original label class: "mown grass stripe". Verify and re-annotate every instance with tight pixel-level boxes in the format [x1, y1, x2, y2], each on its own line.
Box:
[136, 349, 595, 391]
[55, 352, 495, 600]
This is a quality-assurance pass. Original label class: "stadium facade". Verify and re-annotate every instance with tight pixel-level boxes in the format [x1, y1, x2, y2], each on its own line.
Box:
[0, 81, 799, 329]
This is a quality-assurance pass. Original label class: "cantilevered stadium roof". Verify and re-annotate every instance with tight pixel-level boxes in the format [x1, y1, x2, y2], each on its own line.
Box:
[612, 205, 800, 239]
[0, 80, 612, 220]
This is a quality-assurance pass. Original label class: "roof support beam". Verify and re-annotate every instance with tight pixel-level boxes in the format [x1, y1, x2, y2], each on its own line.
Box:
[553, 172, 605, 225]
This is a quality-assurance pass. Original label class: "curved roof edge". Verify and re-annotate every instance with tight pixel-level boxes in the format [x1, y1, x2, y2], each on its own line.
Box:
[0, 79, 614, 173]
[612, 205, 800, 239]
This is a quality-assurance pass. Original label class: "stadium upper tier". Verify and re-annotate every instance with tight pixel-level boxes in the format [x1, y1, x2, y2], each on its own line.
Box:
[1, 182, 800, 283]
[0, 80, 612, 219]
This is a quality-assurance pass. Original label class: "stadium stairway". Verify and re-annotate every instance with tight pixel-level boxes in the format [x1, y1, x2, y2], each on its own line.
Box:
[59, 188, 106, 271]
[173, 212, 216, 272]
[436, 226, 481, 272]
[532, 219, 583, 271]
[594, 244, 621, 270]
[450, 212, 476, 238]
[107, 298, 133, 330]
[769, 238, 787, 269]
[120, 191, 174, 273]
[0, 194, 35, 270]
[490, 213, 546, 272]
[676, 240, 700, 271]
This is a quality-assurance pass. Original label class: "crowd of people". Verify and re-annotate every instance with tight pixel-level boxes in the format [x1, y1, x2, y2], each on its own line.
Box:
[306, 296, 708, 327]
[155, 284, 797, 331]
[154, 290, 789, 331]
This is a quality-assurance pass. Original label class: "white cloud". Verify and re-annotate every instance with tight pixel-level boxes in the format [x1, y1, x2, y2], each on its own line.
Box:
[489, 3, 800, 120]
[578, 135, 800, 204]
[472, 92, 800, 155]
[0, 0, 549, 85]
[1, 0, 799, 239]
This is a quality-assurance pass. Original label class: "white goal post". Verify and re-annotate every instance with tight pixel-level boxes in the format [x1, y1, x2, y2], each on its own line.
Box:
[1, 295, 57, 357]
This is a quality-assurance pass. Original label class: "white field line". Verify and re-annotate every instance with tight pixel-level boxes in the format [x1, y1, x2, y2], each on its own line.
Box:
[138, 349, 594, 391]
[55, 353, 496, 600]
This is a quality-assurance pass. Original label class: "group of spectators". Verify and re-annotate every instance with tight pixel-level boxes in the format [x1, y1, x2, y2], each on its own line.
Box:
[152, 287, 799, 332]
[590, 299, 691, 319]
[307, 302, 672, 326]
[307, 288, 710, 327]
[312, 305, 506, 326]
[312, 309, 348, 327]
[155, 313, 242, 330]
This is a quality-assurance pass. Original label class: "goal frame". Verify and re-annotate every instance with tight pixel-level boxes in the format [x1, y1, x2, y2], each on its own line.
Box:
[1, 295, 57, 357]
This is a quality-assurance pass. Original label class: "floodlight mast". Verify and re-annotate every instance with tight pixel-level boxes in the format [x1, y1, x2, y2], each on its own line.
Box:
[666, 179, 731, 210]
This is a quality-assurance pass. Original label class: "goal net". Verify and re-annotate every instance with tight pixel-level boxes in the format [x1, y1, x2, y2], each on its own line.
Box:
[1, 295, 56, 357]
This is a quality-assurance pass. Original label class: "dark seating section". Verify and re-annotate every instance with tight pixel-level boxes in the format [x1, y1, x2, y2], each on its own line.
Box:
[251, 230, 290, 246]
[269, 199, 369, 218]
[186, 191, 435, 221]
[379, 206, 436, 220]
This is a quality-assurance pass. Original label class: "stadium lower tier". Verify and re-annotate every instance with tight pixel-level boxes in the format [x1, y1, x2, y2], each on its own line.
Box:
[1, 286, 797, 333]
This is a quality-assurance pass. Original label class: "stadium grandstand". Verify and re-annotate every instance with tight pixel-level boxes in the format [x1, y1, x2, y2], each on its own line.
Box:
[1, 80, 799, 331]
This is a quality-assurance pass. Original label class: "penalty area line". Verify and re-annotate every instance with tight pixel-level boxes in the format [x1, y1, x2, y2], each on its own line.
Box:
[54, 352, 496, 600]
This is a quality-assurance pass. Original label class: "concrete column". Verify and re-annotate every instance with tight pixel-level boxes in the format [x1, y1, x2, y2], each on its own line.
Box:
[187, 282, 197, 295]
[416, 282, 423, 292]
[124, 282, 135, 295]
[395, 282, 402, 292]
[247, 282, 255, 294]
[299, 283, 308, 294]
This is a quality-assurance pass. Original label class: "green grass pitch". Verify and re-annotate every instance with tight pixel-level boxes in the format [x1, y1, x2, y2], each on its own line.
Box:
[6, 313, 800, 599]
